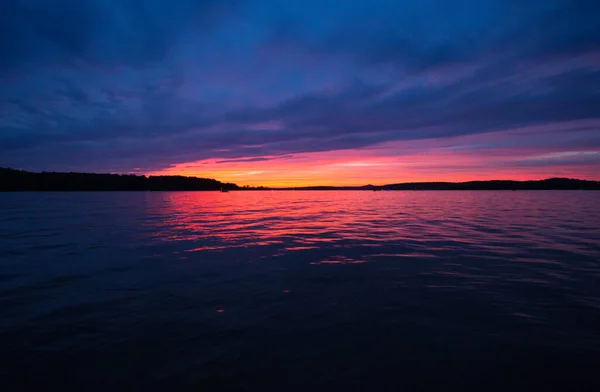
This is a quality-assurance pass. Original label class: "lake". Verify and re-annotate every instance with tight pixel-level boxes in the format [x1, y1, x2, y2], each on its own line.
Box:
[1, 191, 600, 391]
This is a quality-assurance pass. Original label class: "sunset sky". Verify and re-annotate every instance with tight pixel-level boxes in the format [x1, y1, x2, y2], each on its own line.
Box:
[2, 0, 599, 186]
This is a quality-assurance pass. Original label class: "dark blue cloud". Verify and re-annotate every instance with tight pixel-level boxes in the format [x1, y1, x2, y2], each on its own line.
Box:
[1, 0, 599, 173]
[215, 156, 294, 164]
[0, 0, 242, 69]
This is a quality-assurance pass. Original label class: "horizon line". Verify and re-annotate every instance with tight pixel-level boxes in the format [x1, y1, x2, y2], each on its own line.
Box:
[3, 167, 599, 189]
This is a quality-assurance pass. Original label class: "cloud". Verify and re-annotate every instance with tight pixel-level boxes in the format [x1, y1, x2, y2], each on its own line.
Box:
[215, 155, 294, 164]
[0, 0, 599, 178]
[0, 0, 243, 70]
[515, 151, 600, 167]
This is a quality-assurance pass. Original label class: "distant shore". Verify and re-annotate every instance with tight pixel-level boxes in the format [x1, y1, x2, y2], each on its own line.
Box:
[2, 168, 599, 191]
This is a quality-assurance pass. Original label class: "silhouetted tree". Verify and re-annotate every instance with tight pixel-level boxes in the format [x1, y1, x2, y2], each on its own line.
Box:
[1, 168, 599, 191]
[0, 168, 242, 191]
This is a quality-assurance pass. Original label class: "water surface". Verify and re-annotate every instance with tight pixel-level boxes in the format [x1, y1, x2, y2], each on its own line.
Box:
[1, 191, 600, 391]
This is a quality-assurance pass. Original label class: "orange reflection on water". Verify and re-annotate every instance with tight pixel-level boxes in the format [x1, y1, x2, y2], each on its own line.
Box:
[141, 191, 431, 258]
[139, 190, 600, 266]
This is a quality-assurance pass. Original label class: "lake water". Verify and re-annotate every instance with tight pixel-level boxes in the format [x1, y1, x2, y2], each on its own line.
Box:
[1, 191, 600, 391]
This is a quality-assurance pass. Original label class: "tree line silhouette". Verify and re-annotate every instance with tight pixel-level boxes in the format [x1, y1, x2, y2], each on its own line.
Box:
[0, 168, 240, 191]
[1, 167, 598, 191]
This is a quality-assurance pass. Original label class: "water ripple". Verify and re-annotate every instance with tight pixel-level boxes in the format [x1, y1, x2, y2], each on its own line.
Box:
[1, 191, 600, 389]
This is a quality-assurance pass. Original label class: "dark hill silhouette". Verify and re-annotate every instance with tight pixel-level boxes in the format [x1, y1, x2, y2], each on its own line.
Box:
[379, 178, 600, 190]
[1, 168, 599, 191]
[0, 168, 239, 191]
[281, 178, 600, 190]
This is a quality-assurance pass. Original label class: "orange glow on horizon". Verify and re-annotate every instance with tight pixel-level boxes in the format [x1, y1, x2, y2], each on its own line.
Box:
[148, 121, 600, 187]
[148, 146, 599, 187]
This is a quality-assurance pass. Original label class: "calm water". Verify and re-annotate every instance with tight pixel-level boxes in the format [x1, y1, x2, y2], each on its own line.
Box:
[1, 191, 600, 391]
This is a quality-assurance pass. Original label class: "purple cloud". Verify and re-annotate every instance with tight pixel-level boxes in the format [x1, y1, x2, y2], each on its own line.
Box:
[0, 0, 599, 176]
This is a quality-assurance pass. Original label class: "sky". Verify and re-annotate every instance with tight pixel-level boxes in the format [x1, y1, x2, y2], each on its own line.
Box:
[1, 0, 599, 186]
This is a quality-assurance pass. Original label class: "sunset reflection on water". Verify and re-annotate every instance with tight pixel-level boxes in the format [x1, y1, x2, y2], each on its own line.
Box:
[2, 190, 600, 390]
[139, 190, 600, 267]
